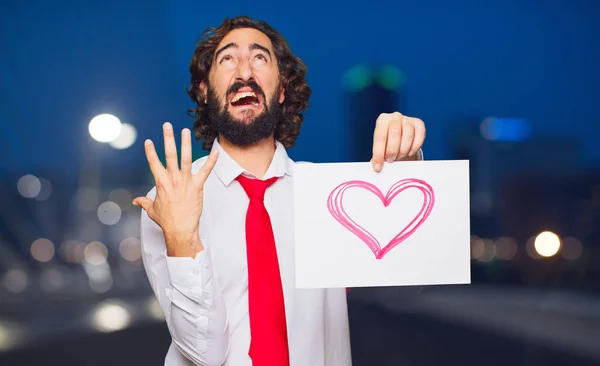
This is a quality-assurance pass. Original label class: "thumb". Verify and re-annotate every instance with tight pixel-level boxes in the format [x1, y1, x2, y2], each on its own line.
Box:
[132, 197, 153, 212]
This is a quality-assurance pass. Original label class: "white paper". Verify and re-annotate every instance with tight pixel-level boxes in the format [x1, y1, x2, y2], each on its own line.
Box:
[293, 160, 471, 289]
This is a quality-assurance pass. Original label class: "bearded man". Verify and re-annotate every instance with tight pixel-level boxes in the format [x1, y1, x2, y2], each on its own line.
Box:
[134, 15, 426, 366]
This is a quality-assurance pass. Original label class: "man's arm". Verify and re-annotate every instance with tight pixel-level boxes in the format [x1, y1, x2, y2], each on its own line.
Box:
[140, 187, 229, 366]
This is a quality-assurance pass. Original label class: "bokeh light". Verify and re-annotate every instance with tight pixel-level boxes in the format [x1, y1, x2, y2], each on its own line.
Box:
[342, 64, 373, 92]
[39, 267, 66, 292]
[109, 123, 137, 149]
[60, 240, 87, 263]
[0, 322, 10, 351]
[89, 276, 113, 293]
[534, 231, 561, 257]
[91, 302, 131, 332]
[0, 321, 20, 351]
[478, 239, 496, 262]
[108, 188, 133, 209]
[470, 236, 485, 260]
[146, 297, 165, 321]
[376, 65, 405, 91]
[119, 237, 141, 262]
[30, 238, 55, 262]
[560, 237, 583, 260]
[34, 178, 53, 201]
[97, 201, 122, 225]
[2, 269, 28, 293]
[88, 114, 122, 143]
[84, 241, 109, 265]
[479, 117, 531, 142]
[17, 174, 41, 198]
[84, 260, 113, 293]
[494, 237, 518, 260]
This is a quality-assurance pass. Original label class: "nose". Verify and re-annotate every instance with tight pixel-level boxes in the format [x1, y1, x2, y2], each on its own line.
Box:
[234, 58, 253, 82]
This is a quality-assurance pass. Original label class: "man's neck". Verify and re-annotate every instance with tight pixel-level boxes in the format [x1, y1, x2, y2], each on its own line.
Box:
[217, 135, 277, 179]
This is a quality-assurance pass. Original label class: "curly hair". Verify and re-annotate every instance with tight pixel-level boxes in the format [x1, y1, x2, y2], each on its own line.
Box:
[186, 16, 311, 151]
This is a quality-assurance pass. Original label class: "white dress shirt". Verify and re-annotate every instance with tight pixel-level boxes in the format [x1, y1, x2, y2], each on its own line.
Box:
[141, 139, 354, 366]
[141, 138, 423, 366]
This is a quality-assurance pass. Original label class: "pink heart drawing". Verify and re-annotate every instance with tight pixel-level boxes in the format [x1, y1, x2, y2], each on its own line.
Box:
[327, 179, 435, 260]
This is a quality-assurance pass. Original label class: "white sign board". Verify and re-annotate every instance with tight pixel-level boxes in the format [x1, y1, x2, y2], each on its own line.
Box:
[293, 160, 471, 289]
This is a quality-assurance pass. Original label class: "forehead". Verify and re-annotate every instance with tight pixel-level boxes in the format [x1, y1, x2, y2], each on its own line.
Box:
[217, 28, 274, 52]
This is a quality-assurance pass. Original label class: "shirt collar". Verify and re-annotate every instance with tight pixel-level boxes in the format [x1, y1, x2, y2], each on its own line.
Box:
[211, 138, 294, 186]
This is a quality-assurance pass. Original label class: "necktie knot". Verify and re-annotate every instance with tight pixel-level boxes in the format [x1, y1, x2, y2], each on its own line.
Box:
[236, 175, 279, 200]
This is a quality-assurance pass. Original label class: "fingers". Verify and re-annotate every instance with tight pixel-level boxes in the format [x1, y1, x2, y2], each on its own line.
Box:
[410, 120, 426, 157]
[384, 119, 402, 162]
[181, 128, 192, 175]
[194, 148, 219, 185]
[371, 116, 389, 172]
[144, 139, 167, 181]
[398, 120, 414, 159]
[163, 122, 179, 174]
[372, 113, 426, 167]
[132, 196, 154, 213]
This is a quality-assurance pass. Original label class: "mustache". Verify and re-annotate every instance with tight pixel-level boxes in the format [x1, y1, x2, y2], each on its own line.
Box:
[227, 81, 266, 99]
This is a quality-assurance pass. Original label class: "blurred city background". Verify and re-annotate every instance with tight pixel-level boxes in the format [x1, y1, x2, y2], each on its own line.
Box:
[1, 0, 600, 365]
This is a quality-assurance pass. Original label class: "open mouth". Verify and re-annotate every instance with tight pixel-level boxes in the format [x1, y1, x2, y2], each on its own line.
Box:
[230, 91, 261, 107]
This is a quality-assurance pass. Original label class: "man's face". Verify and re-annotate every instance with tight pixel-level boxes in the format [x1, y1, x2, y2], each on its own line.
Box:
[205, 28, 285, 146]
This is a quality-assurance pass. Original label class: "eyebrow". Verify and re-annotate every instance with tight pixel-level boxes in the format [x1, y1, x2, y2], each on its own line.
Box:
[250, 43, 271, 58]
[214, 42, 272, 61]
[215, 42, 237, 61]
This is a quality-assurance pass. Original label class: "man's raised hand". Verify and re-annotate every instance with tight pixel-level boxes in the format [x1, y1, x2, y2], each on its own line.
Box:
[132, 122, 219, 257]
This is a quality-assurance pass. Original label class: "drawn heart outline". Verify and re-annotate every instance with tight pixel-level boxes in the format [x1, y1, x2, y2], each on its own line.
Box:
[327, 179, 435, 260]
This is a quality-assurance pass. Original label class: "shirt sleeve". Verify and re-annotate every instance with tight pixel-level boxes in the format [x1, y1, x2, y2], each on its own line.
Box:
[323, 288, 352, 366]
[416, 148, 424, 161]
[140, 187, 229, 366]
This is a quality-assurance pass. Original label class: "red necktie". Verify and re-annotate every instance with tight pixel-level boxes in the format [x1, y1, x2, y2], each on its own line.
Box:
[237, 175, 290, 366]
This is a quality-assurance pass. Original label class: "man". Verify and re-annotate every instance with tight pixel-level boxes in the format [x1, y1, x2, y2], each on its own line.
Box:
[133, 16, 426, 366]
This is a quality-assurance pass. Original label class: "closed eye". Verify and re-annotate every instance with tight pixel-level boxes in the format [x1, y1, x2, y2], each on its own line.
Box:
[219, 55, 233, 64]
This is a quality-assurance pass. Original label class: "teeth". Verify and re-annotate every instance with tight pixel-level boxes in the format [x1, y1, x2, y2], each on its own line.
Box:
[231, 91, 257, 103]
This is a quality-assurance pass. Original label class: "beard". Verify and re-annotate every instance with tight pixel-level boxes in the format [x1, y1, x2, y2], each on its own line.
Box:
[206, 81, 282, 147]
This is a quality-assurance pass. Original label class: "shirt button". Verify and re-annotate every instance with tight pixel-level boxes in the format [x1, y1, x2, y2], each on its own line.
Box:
[192, 268, 200, 275]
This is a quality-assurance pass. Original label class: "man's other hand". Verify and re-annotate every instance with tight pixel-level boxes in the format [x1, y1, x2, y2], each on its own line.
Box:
[371, 112, 426, 172]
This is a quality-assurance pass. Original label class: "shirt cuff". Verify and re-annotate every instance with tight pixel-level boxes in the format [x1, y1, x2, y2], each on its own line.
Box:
[166, 249, 207, 292]
[415, 148, 424, 161]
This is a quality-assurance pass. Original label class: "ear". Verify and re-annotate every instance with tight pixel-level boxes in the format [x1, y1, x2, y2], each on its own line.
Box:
[278, 85, 285, 104]
[200, 81, 208, 104]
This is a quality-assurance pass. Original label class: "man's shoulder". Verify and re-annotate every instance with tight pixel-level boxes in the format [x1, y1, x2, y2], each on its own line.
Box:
[288, 160, 314, 175]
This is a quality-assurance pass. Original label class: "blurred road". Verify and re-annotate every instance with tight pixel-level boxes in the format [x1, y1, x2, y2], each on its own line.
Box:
[2, 285, 600, 366]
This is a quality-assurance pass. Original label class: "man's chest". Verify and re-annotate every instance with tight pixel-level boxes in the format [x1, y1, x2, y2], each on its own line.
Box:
[199, 183, 296, 294]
